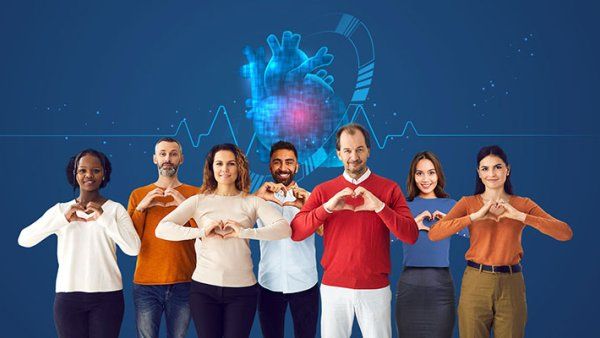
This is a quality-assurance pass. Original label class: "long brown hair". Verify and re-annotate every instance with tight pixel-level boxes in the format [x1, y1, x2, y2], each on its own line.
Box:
[198, 143, 251, 194]
[406, 151, 449, 201]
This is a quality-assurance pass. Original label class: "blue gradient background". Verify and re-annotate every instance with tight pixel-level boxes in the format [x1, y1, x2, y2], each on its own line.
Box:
[1, 1, 598, 337]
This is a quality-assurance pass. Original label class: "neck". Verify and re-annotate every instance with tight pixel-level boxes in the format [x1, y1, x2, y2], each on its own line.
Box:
[419, 192, 437, 199]
[77, 190, 102, 204]
[481, 188, 507, 201]
[215, 183, 240, 196]
[155, 175, 182, 189]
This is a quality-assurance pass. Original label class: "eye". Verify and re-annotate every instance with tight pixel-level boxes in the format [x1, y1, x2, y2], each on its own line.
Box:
[77, 168, 86, 174]
[93, 169, 102, 174]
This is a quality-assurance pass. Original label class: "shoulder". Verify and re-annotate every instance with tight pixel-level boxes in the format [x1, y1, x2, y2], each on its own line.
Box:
[104, 199, 127, 212]
[178, 184, 200, 197]
[130, 184, 155, 197]
[314, 176, 344, 192]
[509, 195, 535, 208]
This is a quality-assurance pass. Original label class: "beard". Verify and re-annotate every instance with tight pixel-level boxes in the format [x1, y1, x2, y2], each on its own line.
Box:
[271, 170, 295, 186]
[345, 160, 366, 176]
[158, 162, 178, 177]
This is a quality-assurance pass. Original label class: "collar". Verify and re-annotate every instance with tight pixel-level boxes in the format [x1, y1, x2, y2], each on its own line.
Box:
[342, 168, 372, 185]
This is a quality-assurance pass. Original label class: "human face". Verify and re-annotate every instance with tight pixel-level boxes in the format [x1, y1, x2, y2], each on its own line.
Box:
[75, 154, 104, 192]
[415, 159, 438, 198]
[153, 141, 183, 177]
[270, 149, 298, 186]
[213, 150, 238, 186]
[477, 155, 510, 190]
[337, 130, 370, 178]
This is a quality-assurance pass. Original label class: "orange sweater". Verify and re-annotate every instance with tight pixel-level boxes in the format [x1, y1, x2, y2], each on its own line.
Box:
[127, 184, 199, 285]
[429, 195, 572, 266]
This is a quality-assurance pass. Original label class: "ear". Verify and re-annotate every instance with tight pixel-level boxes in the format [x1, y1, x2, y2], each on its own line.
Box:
[294, 162, 299, 174]
[336, 149, 342, 162]
[180, 154, 185, 165]
[152, 154, 158, 165]
[506, 165, 510, 176]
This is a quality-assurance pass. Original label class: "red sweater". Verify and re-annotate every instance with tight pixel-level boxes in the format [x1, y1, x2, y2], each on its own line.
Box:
[291, 173, 418, 289]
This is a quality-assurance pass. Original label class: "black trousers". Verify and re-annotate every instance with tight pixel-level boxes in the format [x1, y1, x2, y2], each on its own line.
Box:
[257, 283, 319, 338]
[53, 290, 124, 338]
[189, 281, 258, 338]
[395, 267, 456, 338]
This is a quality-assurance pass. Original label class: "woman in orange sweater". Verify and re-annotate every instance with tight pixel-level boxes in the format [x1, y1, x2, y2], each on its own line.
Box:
[428, 145, 572, 338]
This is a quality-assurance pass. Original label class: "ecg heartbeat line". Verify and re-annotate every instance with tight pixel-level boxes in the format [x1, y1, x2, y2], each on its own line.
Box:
[0, 104, 593, 156]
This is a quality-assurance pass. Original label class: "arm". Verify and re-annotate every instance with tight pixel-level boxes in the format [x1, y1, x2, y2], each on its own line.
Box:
[97, 205, 141, 256]
[239, 197, 291, 240]
[376, 185, 419, 244]
[290, 186, 330, 241]
[127, 191, 146, 238]
[155, 196, 202, 241]
[18, 204, 70, 248]
[523, 199, 572, 241]
[429, 197, 472, 241]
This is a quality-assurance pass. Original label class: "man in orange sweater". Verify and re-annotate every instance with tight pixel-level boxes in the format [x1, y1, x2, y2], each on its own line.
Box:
[127, 137, 198, 338]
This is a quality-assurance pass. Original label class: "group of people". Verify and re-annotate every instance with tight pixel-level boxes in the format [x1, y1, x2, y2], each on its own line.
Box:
[18, 122, 572, 338]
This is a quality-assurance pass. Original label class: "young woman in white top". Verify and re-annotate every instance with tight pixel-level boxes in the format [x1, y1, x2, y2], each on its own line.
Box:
[18, 149, 140, 338]
[156, 143, 290, 338]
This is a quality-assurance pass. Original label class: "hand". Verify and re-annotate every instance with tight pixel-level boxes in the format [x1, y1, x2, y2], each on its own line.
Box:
[84, 201, 104, 221]
[316, 225, 324, 236]
[353, 187, 385, 212]
[64, 204, 87, 223]
[203, 219, 224, 239]
[432, 210, 446, 220]
[254, 182, 287, 205]
[323, 187, 355, 211]
[223, 220, 243, 239]
[164, 188, 186, 207]
[415, 210, 432, 231]
[469, 200, 495, 222]
[283, 186, 309, 209]
[497, 200, 527, 222]
[136, 188, 165, 211]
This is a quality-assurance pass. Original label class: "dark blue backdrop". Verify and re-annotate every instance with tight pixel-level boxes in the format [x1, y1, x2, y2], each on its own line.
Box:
[2, 1, 598, 337]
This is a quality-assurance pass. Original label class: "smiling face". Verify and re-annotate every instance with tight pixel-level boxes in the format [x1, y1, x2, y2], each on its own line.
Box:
[414, 159, 438, 197]
[337, 130, 370, 178]
[478, 155, 510, 190]
[270, 149, 298, 186]
[213, 150, 238, 186]
[75, 154, 104, 192]
[153, 141, 183, 177]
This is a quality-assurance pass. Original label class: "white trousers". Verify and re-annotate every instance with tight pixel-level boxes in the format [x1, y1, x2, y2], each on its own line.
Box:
[320, 284, 392, 338]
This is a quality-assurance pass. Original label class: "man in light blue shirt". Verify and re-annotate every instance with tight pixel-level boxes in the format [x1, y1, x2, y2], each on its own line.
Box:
[254, 141, 319, 338]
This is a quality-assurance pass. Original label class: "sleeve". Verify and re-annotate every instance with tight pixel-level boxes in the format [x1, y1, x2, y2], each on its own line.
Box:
[523, 198, 573, 241]
[18, 203, 70, 248]
[428, 197, 472, 241]
[155, 196, 202, 241]
[239, 197, 291, 240]
[375, 184, 419, 244]
[96, 204, 141, 256]
[127, 190, 147, 238]
[448, 200, 470, 238]
[290, 185, 331, 241]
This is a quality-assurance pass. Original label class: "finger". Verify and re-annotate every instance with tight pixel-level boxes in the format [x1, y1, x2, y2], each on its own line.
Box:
[324, 75, 334, 85]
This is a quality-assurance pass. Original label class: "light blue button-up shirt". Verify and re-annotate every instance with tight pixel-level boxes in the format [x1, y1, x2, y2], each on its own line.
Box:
[257, 188, 318, 294]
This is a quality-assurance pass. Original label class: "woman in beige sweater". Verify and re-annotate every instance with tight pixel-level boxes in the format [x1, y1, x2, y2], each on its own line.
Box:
[156, 143, 291, 338]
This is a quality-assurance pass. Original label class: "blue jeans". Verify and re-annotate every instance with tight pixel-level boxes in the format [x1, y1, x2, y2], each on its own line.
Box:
[133, 283, 192, 338]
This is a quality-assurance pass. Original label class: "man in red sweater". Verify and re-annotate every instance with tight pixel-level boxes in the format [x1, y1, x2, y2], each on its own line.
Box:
[291, 123, 418, 338]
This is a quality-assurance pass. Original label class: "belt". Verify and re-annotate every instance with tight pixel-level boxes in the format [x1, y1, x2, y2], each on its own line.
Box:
[467, 260, 522, 273]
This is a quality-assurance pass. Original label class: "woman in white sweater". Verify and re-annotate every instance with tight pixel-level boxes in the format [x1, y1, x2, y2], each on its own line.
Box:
[18, 149, 140, 338]
[156, 143, 291, 338]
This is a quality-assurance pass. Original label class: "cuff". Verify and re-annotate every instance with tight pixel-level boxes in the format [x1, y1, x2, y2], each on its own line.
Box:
[315, 205, 333, 221]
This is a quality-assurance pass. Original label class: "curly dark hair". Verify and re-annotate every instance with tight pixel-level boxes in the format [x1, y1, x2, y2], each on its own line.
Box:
[66, 149, 112, 191]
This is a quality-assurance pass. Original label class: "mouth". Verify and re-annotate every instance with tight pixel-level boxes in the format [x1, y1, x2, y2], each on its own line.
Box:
[83, 180, 96, 186]
[419, 183, 433, 189]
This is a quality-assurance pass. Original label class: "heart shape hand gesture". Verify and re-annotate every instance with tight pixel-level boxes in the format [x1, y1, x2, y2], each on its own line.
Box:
[254, 182, 288, 205]
[323, 187, 384, 212]
[283, 186, 310, 209]
[203, 220, 243, 239]
[137, 187, 186, 211]
[65, 201, 104, 222]
[471, 198, 526, 223]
